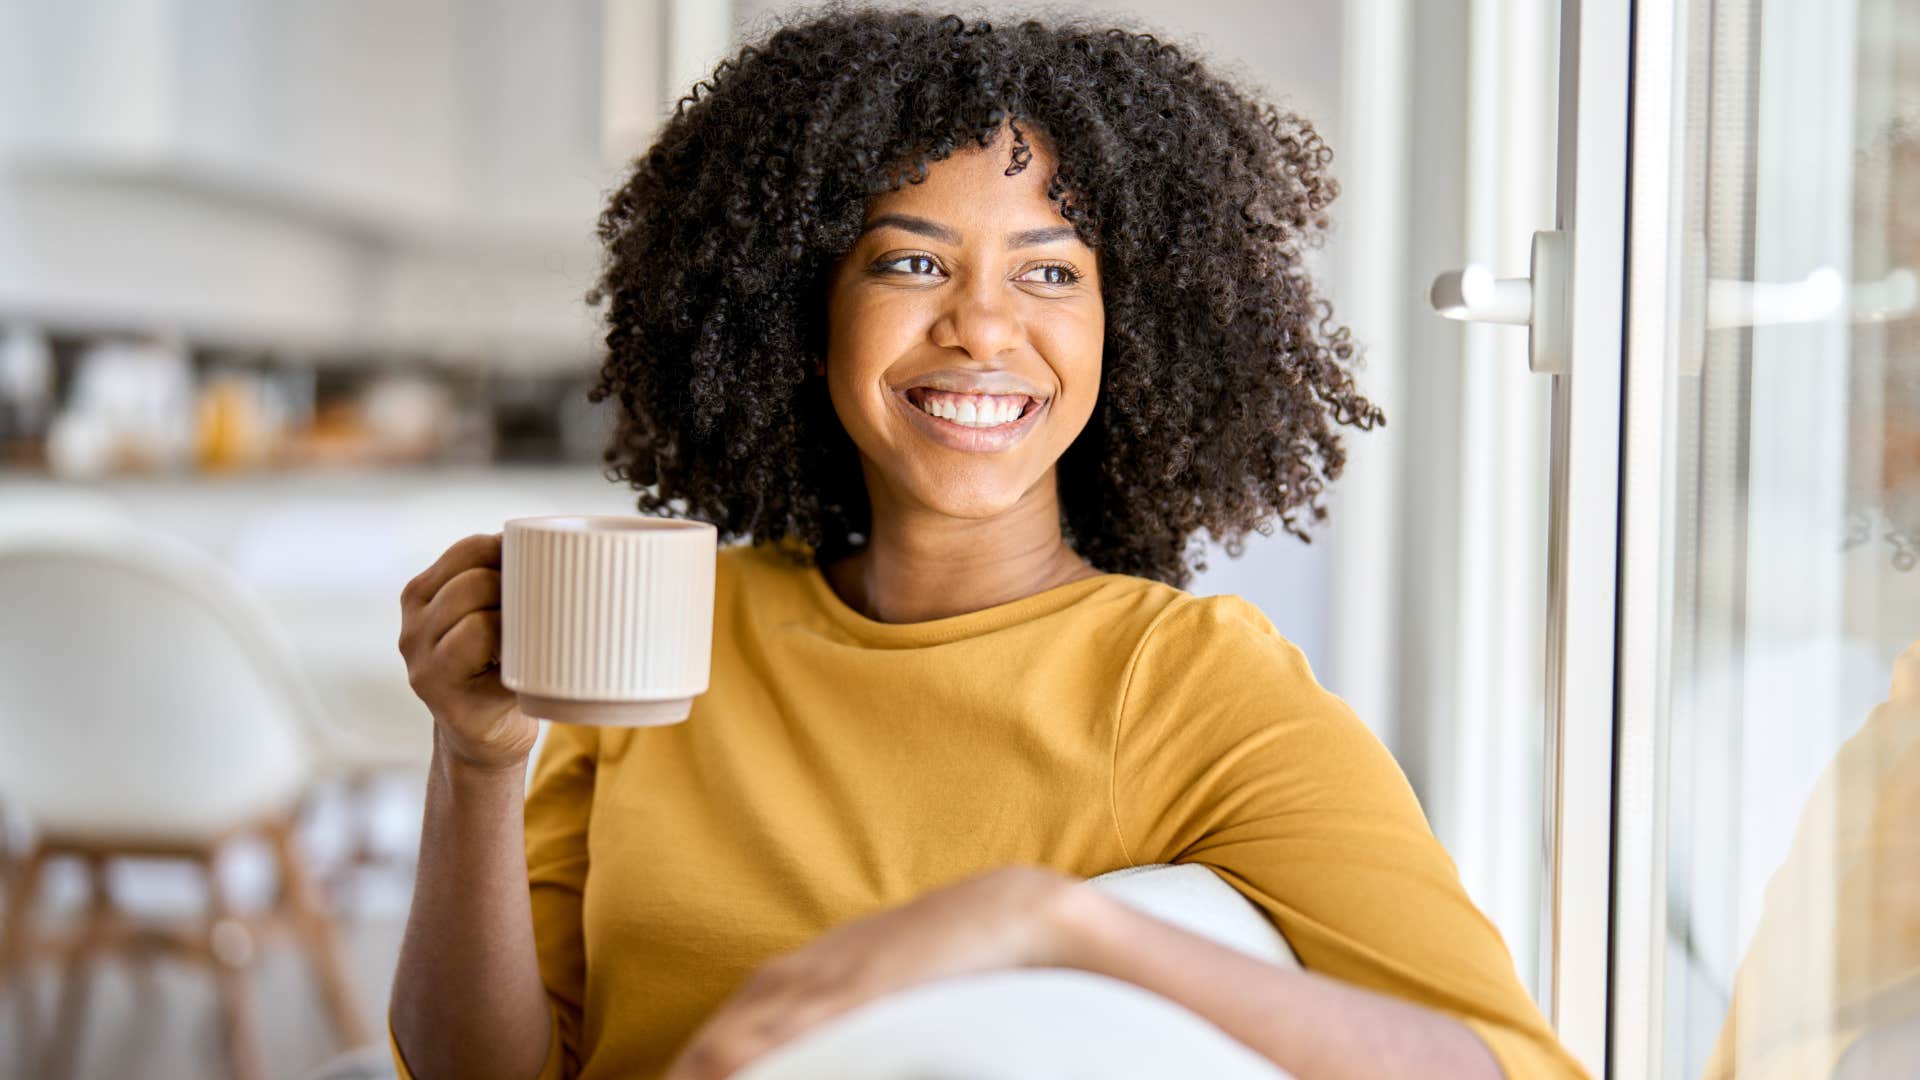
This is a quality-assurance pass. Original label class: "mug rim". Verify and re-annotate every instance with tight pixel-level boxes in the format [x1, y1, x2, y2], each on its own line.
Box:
[504, 514, 715, 534]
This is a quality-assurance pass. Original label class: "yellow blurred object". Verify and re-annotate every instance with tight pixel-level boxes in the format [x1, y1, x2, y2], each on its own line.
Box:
[193, 375, 267, 472]
[1703, 642, 1920, 1079]
[277, 400, 381, 467]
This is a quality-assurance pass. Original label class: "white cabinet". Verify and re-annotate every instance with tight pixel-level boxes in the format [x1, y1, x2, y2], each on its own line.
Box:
[0, 0, 615, 234]
[0, 0, 706, 362]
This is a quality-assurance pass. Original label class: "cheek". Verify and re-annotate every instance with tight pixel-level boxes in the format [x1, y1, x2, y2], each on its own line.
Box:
[1056, 380, 1101, 446]
[1049, 332, 1105, 435]
[822, 356, 896, 456]
[821, 371, 867, 445]
[821, 320, 878, 427]
[824, 301, 930, 442]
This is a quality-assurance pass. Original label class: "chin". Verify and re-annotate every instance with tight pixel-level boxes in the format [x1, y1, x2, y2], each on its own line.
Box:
[903, 474, 1030, 520]
[915, 492, 1024, 520]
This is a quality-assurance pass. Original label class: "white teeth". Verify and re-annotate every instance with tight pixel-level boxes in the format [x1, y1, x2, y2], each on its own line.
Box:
[914, 392, 1028, 428]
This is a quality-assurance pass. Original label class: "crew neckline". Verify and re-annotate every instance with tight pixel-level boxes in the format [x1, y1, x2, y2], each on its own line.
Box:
[794, 550, 1130, 647]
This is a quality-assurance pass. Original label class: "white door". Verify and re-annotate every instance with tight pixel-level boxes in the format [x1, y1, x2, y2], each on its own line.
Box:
[1435, 0, 1920, 1075]
[1428, 0, 1630, 1069]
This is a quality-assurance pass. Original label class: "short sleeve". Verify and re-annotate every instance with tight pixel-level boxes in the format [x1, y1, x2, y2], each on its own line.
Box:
[1110, 594, 1588, 1080]
[386, 721, 596, 1080]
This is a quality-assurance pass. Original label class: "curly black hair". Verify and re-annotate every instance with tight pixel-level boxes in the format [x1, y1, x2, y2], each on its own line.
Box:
[585, 2, 1382, 589]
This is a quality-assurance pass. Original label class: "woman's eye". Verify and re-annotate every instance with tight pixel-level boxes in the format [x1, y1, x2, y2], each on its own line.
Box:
[876, 255, 942, 276]
[1023, 263, 1082, 286]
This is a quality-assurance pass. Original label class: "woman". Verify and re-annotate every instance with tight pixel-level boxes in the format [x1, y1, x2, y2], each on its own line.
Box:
[387, 7, 1586, 1079]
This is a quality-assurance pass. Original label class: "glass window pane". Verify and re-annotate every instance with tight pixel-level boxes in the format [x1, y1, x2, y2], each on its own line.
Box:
[1658, 0, 1920, 1076]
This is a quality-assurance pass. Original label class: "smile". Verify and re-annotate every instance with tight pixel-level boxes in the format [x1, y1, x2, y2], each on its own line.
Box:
[894, 386, 1047, 453]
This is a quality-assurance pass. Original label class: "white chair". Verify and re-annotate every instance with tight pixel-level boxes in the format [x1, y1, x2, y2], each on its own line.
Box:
[0, 489, 137, 907]
[0, 524, 370, 1080]
[301, 862, 1300, 1080]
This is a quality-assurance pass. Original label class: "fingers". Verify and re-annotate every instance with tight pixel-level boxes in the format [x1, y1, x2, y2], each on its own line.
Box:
[420, 565, 503, 650]
[669, 1004, 840, 1080]
[401, 532, 501, 614]
[395, 532, 533, 768]
[433, 608, 504, 683]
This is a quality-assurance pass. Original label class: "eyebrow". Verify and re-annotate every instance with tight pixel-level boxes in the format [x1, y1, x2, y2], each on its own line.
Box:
[858, 213, 1082, 249]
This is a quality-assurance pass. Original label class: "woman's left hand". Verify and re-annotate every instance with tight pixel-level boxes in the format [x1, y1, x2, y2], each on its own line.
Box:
[661, 863, 1094, 1080]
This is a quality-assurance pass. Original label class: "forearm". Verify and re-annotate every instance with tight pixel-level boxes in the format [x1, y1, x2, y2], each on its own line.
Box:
[1049, 886, 1505, 1080]
[390, 730, 553, 1080]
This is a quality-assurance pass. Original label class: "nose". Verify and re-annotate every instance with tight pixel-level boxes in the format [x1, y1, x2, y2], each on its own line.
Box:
[930, 275, 1022, 362]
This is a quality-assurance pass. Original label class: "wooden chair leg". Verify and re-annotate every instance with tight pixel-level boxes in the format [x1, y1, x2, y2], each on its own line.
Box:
[3, 845, 47, 1076]
[342, 772, 372, 923]
[320, 771, 385, 923]
[199, 849, 265, 1080]
[41, 854, 109, 1080]
[267, 818, 370, 1048]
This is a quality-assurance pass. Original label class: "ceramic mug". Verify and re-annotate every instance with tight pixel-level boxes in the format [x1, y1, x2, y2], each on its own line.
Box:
[500, 515, 716, 725]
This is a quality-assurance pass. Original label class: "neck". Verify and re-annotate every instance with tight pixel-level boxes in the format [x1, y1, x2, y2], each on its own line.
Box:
[826, 467, 1100, 624]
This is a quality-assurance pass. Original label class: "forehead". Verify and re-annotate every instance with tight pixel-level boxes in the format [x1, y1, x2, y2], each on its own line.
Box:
[865, 135, 1068, 231]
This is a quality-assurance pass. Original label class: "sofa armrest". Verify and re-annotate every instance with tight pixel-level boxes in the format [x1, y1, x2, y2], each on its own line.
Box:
[735, 967, 1296, 1080]
[1084, 862, 1299, 970]
[735, 863, 1299, 1080]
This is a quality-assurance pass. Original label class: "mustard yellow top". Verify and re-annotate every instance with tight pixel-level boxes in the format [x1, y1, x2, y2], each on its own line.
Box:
[390, 540, 1585, 1079]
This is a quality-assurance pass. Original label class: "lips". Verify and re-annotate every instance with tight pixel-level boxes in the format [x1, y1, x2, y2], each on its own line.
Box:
[893, 370, 1047, 399]
[892, 386, 1047, 454]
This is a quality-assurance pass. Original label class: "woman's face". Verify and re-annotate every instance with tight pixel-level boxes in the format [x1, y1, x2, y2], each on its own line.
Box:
[823, 130, 1104, 525]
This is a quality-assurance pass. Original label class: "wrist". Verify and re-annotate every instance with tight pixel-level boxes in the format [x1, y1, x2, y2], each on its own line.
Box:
[1037, 877, 1134, 974]
[433, 724, 531, 787]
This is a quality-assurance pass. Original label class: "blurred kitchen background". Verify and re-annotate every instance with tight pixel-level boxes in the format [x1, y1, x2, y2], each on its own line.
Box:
[0, 2, 700, 1077]
[1, 0, 1916, 1078]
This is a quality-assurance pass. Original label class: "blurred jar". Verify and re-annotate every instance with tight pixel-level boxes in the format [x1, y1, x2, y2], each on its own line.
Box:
[46, 334, 196, 478]
[359, 372, 456, 463]
[193, 369, 283, 472]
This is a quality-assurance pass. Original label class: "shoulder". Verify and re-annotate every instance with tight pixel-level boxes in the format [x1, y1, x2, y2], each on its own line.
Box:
[716, 537, 810, 587]
[718, 538, 776, 573]
[711, 539, 824, 633]
[1150, 591, 1286, 638]
[1129, 591, 1317, 686]
[1118, 589, 1364, 749]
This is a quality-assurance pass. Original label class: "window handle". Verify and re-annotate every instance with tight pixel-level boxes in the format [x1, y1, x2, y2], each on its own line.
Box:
[1427, 229, 1570, 375]
[1705, 266, 1917, 329]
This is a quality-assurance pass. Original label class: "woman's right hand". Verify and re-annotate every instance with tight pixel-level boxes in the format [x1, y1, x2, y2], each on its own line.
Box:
[398, 531, 539, 772]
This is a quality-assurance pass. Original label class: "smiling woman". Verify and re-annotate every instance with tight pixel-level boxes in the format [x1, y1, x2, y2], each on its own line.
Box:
[383, 6, 1587, 1080]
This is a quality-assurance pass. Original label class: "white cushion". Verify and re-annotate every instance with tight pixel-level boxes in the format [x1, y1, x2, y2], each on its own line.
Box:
[735, 863, 1298, 1080]
[1082, 861, 1298, 968]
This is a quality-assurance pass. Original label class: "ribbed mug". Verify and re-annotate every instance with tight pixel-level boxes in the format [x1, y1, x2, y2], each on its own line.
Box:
[500, 515, 716, 725]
